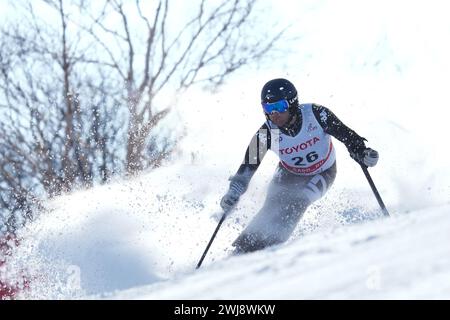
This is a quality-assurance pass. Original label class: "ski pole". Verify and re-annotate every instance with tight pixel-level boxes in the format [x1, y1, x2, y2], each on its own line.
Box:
[196, 209, 229, 269]
[360, 164, 390, 217]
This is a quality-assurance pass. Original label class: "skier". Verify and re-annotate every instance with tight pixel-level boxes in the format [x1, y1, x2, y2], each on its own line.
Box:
[220, 78, 379, 254]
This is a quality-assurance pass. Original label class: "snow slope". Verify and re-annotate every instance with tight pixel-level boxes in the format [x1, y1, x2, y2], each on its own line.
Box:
[109, 203, 450, 300]
[7, 158, 450, 299]
[2, 0, 450, 299]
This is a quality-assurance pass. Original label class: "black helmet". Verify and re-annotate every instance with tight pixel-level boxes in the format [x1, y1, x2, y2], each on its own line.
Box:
[260, 78, 298, 106]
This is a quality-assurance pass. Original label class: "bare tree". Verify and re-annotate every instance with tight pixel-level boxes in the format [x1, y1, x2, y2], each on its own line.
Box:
[74, 0, 284, 172]
[0, 0, 285, 232]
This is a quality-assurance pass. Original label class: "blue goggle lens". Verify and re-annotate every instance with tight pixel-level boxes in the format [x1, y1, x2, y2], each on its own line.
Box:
[262, 100, 289, 114]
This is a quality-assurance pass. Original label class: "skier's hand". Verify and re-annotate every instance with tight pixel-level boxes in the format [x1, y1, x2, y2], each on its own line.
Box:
[220, 189, 240, 211]
[220, 182, 244, 211]
[351, 147, 379, 167]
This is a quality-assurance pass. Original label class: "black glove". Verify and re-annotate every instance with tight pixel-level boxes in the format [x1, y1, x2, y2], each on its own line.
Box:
[350, 147, 379, 167]
[220, 181, 245, 211]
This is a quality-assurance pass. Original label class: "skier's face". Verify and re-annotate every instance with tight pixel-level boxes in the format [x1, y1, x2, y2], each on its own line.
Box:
[268, 110, 290, 127]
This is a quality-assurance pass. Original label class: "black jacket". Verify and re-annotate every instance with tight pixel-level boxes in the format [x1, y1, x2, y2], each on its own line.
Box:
[230, 104, 367, 190]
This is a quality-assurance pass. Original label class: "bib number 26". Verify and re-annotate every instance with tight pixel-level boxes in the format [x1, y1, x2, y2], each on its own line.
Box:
[292, 151, 319, 166]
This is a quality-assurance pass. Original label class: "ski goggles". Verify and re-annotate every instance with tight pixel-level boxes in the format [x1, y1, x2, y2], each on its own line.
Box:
[261, 99, 289, 114]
